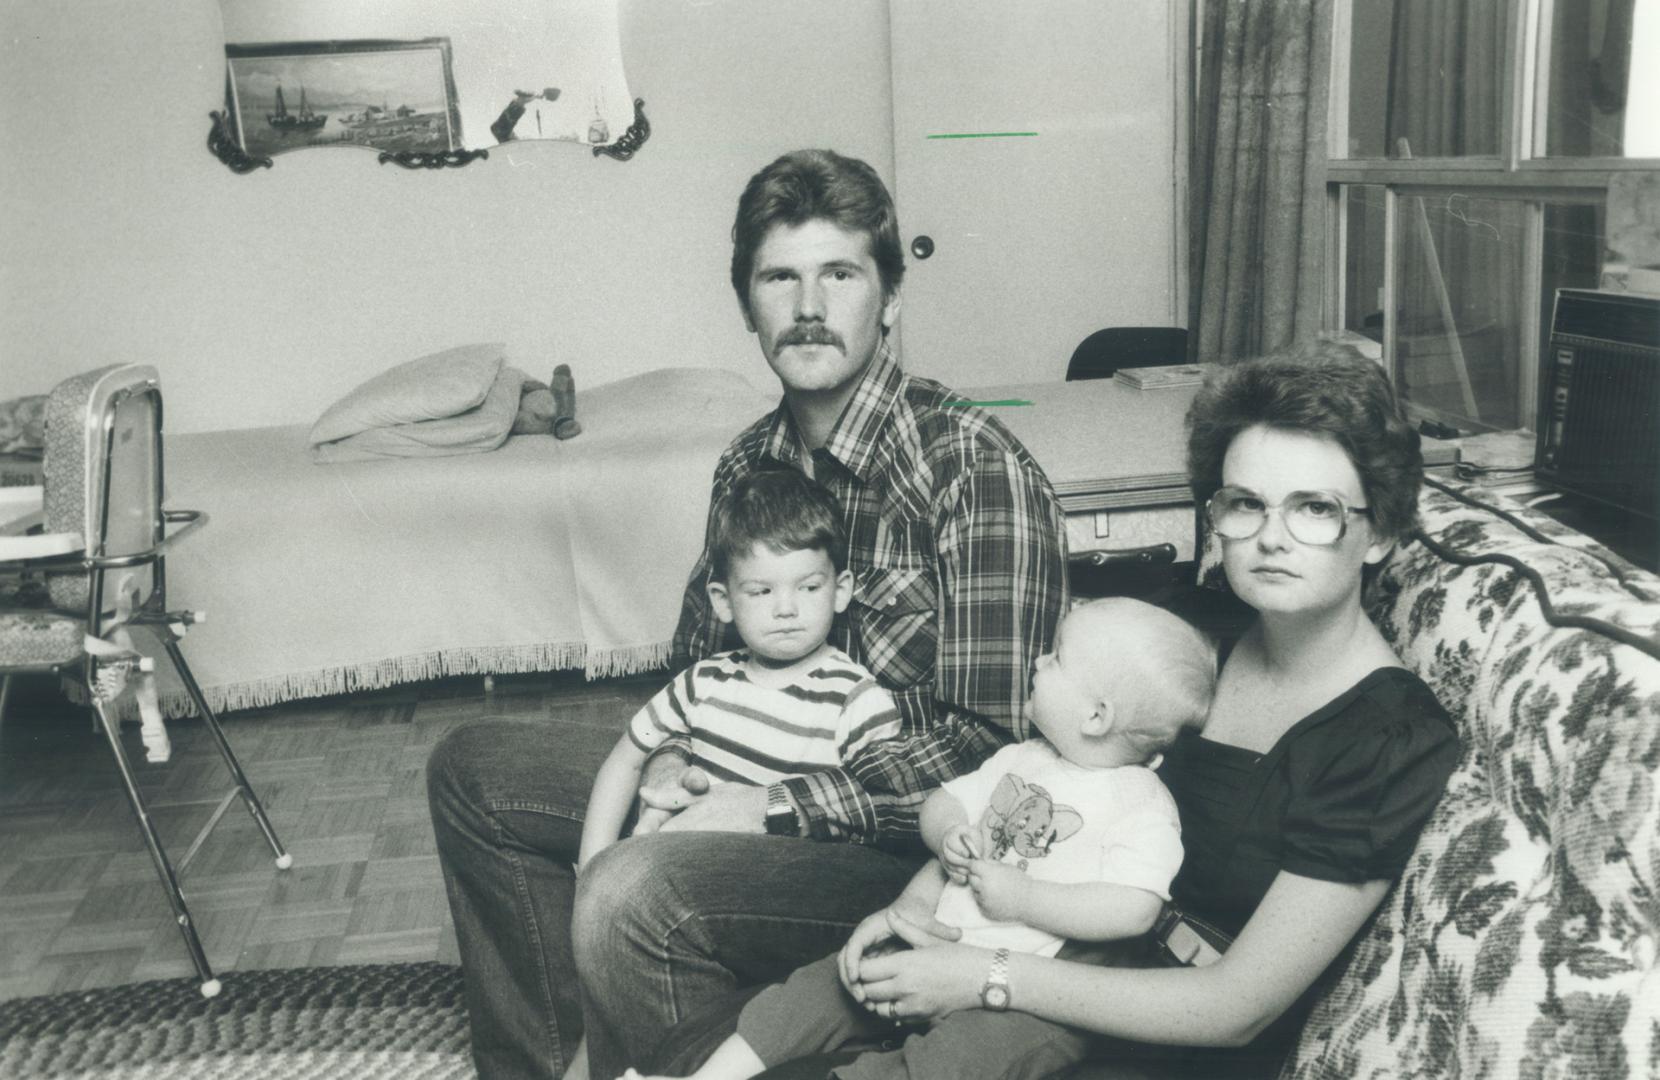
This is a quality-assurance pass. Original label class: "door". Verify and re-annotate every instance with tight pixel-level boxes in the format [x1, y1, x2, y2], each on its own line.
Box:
[888, 0, 1186, 388]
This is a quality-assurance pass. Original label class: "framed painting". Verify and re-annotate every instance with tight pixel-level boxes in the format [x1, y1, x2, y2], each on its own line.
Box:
[224, 39, 463, 159]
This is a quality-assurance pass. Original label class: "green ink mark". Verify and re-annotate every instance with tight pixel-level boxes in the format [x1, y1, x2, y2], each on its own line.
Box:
[943, 400, 1034, 408]
[926, 132, 1039, 140]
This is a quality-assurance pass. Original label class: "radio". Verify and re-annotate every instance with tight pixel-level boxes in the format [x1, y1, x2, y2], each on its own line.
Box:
[1538, 288, 1659, 519]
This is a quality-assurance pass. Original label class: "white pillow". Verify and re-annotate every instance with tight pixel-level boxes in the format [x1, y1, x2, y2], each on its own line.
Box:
[311, 365, 526, 464]
[308, 344, 506, 447]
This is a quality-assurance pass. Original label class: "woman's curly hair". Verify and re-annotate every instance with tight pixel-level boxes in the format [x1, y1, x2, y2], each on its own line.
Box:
[1185, 341, 1424, 542]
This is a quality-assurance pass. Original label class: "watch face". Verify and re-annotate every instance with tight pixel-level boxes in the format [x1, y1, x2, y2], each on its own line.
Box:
[982, 984, 1009, 1010]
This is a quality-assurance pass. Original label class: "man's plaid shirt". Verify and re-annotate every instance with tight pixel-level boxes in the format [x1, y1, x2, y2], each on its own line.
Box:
[669, 344, 1067, 850]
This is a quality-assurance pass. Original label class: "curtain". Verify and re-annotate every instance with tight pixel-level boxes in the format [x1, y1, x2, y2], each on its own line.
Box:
[1189, 0, 1334, 364]
[1546, 0, 1636, 157]
[1384, 0, 1505, 157]
[1383, 1, 1520, 428]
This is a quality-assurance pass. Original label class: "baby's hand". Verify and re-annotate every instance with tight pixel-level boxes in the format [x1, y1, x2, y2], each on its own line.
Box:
[967, 859, 1030, 922]
[939, 825, 980, 885]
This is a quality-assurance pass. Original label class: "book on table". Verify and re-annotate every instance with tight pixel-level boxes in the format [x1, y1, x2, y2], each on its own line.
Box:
[1113, 364, 1211, 390]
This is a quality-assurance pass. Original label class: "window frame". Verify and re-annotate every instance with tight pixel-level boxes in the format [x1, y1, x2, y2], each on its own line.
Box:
[1324, 0, 1659, 434]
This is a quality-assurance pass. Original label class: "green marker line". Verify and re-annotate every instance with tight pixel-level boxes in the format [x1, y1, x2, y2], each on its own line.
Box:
[943, 400, 1034, 408]
[926, 132, 1038, 140]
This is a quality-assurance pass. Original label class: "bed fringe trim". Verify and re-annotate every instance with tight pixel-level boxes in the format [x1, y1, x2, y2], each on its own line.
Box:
[67, 640, 674, 720]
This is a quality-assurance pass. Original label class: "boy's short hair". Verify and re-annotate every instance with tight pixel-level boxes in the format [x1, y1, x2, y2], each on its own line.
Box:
[708, 470, 848, 582]
[1074, 598, 1217, 758]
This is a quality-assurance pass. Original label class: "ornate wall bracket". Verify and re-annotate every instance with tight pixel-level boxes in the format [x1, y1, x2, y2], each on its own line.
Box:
[378, 149, 491, 169]
[592, 99, 650, 161]
[207, 111, 273, 173]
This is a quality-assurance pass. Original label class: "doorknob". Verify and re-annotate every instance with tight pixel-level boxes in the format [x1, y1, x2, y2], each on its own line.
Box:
[910, 235, 935, 260]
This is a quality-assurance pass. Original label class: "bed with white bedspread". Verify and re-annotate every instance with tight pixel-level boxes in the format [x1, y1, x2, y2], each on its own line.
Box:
[144, 367, 773, 717]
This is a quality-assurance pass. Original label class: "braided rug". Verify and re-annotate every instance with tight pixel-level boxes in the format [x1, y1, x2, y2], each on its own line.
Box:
[0, 963, 472, 1078]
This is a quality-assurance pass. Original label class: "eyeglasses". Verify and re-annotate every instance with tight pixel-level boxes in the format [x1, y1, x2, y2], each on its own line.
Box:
[1206, 487, 1370, 547]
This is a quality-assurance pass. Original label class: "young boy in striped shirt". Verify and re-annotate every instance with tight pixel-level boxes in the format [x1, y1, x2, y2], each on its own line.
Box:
[579, 469, 902, 866]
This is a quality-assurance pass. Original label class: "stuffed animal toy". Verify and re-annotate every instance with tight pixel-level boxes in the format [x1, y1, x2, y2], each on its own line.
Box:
[512, 363, 582, 439]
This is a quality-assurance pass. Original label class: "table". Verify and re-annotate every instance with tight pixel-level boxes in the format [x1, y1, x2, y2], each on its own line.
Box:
[967, 378, 1201, 560]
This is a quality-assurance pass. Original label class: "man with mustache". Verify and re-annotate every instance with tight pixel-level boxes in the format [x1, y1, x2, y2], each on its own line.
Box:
[427, 149, 1067, 1080]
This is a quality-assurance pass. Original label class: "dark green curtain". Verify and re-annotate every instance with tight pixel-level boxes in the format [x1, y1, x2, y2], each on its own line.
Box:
[1190, 0, 1334, 364]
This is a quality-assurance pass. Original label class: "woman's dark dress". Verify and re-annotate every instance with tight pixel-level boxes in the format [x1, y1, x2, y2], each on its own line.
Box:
[1163, 666, 1458, 937]
[1132, 665, 1460, 1074]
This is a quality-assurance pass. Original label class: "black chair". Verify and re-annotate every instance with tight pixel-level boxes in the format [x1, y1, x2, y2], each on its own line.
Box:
[1065, 327, 1190, 381]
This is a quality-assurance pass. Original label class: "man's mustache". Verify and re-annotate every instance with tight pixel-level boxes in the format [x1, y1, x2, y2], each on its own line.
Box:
[777, 324, 843, 350]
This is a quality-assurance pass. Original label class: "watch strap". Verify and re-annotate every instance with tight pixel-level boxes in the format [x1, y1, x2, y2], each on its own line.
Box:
[981, 947, 1011, 1010]
[764, 783, 799, 836]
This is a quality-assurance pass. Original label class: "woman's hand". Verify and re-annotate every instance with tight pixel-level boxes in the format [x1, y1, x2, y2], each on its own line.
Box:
[854, 937, 991, 1025]
[837, 901, 962, 1000]
[837, 908, 900, 1000]
[966, 858, 1030, 922]
[939, 824, 980, 884]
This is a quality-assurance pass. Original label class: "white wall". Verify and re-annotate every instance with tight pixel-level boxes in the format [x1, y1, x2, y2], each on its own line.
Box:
[0, 0, 895, 432]
[1, 1, 1182, 434]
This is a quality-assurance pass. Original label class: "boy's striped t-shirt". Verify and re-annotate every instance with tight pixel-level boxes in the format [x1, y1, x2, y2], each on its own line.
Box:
[626, 648, 902, 785]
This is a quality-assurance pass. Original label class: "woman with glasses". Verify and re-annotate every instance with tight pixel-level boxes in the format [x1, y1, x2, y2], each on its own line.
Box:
[678, 343, 1461, 1080]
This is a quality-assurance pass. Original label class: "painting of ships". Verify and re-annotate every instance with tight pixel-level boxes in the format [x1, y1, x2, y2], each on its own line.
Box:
[267, 84, 326, 131]
[227, 39, 460, 157]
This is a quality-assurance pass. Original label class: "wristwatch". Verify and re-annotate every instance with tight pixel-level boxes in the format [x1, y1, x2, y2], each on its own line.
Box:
[980, 947, 1012, 1011]
[764, 783, 800, 837]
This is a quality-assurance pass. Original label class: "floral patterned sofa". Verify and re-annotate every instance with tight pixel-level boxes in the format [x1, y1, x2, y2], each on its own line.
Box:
[1283, 479, 1660, 1079]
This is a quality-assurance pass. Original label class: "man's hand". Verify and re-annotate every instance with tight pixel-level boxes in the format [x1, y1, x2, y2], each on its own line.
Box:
[939, 824, 980, 885]
[966, 859, 1030, 922]
[630, 758, 710, 837]
[657, 781, 768, 833]
[630, 805, 674, 837]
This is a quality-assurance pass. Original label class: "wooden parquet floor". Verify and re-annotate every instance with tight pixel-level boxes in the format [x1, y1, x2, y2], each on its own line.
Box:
[0, 669, 660, 1001]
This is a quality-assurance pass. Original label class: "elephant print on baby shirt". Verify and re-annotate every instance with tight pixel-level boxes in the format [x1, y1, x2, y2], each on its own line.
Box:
[979, 774, 1083, 869]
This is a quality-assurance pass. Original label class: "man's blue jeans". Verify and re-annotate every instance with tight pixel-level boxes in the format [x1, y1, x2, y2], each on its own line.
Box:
[426, 716, 921, 1080]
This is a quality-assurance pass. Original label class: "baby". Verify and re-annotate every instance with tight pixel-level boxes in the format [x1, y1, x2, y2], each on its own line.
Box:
[624, 597, 1216, 1080]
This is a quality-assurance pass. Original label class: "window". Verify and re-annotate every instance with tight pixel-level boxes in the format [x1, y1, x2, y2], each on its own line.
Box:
[1327, 0, 1659, 436]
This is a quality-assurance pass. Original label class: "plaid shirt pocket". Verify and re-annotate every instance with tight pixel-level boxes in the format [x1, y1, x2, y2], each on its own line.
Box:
[851, 565, 938, 697]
